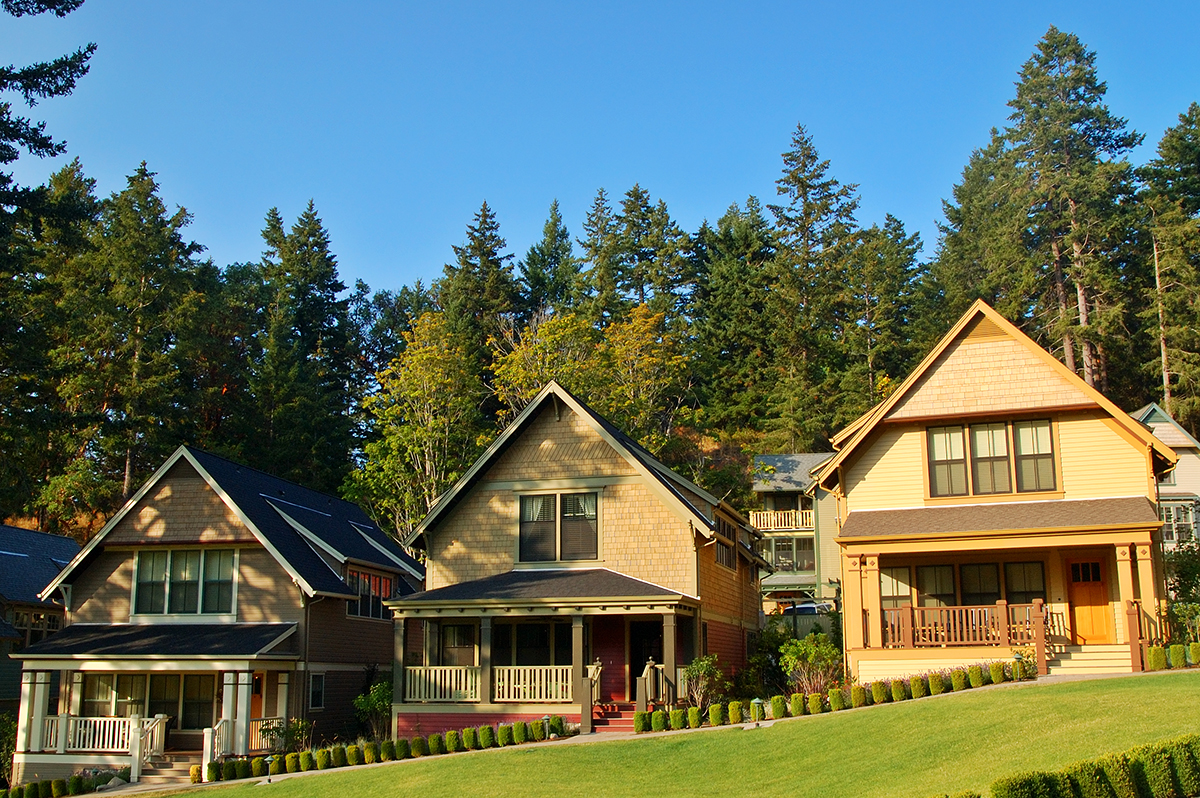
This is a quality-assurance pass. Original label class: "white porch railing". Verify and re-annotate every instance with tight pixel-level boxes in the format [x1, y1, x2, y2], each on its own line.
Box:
[213, 718, 232, 757]
[494, 666, 572, 703]
[749, 509, 814, 531]
[42, 716, 131, 753]
[405, 666, 480, 702]
[140, 715, 168, 763]
[248, 717, 284, 752]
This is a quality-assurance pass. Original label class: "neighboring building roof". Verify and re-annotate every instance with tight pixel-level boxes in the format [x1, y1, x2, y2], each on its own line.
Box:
[394, 568, 684, 605]
[44, 446, 422, 601]
[1130, 403, 1200, 450]
[15, 622, 297, 659]
[0, 525, 80, 607]
[0, 617, 21, 640]
[838, 497, 1160, 540]
[753, 454, 832, 493]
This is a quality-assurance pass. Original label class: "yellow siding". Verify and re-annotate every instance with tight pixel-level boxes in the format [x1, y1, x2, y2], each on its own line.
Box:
[1058, 414, 1151, 500]
[843, 426, 926, 510]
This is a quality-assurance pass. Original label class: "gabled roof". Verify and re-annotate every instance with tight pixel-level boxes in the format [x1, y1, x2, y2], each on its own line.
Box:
[753, 454, 832, 493]
[1131, 403, 1200, 450]
[43, 446, 422, 601]
[814, 300, 1177, 489]
[410, 381, 731, 547]
[0, 525, 79, 607]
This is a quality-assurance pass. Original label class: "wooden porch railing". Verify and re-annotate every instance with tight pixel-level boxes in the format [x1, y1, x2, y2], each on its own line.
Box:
[586, 661, 603, 704]
[247, 717, 284, 752]
[881, 600, 1047, 668]
[493, 666, 572, 703]
[405, 666, 480, 702]
[749, 509, 814, 531]
[42, 715, 132, 753]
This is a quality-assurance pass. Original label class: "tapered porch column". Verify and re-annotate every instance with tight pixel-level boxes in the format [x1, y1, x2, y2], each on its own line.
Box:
[234, 671, 252, 755]
[70, 672, 83, 715]
[391, 616, 407, 741]
[572, 616, 590, 734]
[479, 617, 493, 705]
[15, 671, 34, 752]
[276, 673, 289, 718]
[1115, 545, 1137, 643]
[862, 554, 883, 649]
[29, 671, 50, 751]
[661, 611, 676, 705]
[1135, 544, 1160, 640]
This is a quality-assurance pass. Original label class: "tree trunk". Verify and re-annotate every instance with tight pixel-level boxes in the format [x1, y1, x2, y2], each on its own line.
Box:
[1152, 233, 1172, 413]
[1050, 240, 1077, 373]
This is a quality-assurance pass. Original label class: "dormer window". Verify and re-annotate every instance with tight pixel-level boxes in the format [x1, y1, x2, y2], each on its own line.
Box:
[518, 493, 599, 563]
[347, 568, 394, 619]
[134, 549, 234, 616]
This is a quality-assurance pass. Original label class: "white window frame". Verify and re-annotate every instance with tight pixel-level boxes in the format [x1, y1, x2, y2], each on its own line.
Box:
[131, 548, 239, 622]
[515, 491, 602, 566]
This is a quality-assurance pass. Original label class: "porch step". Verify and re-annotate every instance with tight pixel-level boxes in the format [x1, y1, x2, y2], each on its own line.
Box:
[1047, 645, 1135, 675]
[592, 702, 637, 733]
[138, 753, 202, 785]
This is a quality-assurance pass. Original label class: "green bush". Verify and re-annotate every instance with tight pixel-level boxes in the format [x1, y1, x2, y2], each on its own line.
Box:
[513, 722, 528, 744]
[207, 762, 222, 782]
[770, 694, 787, 719]
[345, 744, 362, 766]
[688, 706, 701, 728]
[728, 701, 743, 724]
[951, 669, 968, 691]
[285, 752, 301, 773]
[411, 736, 429, 757]
[92, 774, 112, 788]
[331, 744, 347, 767]
[990, 770, 1063, 798]
[989, 662, 1006, 684]
[633, 711, 650, 733]
[1061, 760, 1113, 798]
[310, 750, 325, 770]
[50, 781, 66, 798]
[550, 716, 565, 736]
[1097, 752, 1139, 798]
[750, 701, 765, 723]
[269, 756, 285, 775]
[872, 681, 890, 704]
[427, 733, 445, 755]
[1189, 643, 1200, 667]
[1166, 737, 1200, 797]
[445, 730, 462, 752]
[708, 704, 724, 726]
[1169, 644, 1187, 669]
[968, 665, 985, 688]
[1147, 646, 1168, 671]
[379, 739, 396, 760]
[235, 759, 251, 780]
[478, 726, 496, 748]
[22, 785, 37, 798]
[910, 675, 928, 699]
[497, 724, 514, 747]
[531, 720, 546, 741]
[829, 687, 847, 711]
[462, 727, 479, 750]
[850, 684, 868, 708]
[891, 679, 908, 702]
[929, 672, 946, 695]
[791, 692, 806, 716]
[66, 776, 83, 795]
[222, 760, 238, 781]
[808, 693, 825, 715]
[651, 710, 667, 731]
[364, 741, 380, 763]
[38, 783, 51, 798]
[1128, 744, 1178, 798]
[670, 709, 686, 730]
[251, 757, 266, 777]
[395, 738, 412, 759]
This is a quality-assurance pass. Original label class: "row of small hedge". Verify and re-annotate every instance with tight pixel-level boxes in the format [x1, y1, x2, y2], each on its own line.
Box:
[4, 769, 130, 798]
[633, 661, 1034, 732]
[929, 733, 1200, 798]
[204, 716, 570, 782]
[1145, 643, 1200, 672]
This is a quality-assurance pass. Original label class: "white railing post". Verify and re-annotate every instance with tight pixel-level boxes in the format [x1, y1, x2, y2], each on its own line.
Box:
[129, 715, 142, 784]
[202, 727, 214, 781]
[56, 713, 68, 754]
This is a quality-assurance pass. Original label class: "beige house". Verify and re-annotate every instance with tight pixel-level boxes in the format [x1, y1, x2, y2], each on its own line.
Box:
[812, 301, 1176, 681]
[1131, 403, 1199, 553]
[12, 446, 421, 785]
[389, 382, 765, 736]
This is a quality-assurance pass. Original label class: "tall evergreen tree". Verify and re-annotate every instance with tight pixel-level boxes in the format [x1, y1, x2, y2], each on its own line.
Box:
[518, 200, 579, 319]
[577, 188, 624, 325]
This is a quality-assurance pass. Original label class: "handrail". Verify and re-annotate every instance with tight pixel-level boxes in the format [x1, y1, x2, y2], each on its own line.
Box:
[748, 509, 814, 531]
[493, 666, 572, 703]
[212, 718, 232, 758]
[140, 715, 169, 763]
[586, 660, 603, 704]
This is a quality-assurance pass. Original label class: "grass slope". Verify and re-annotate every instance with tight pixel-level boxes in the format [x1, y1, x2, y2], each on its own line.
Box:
[194, 672, 1200, 798]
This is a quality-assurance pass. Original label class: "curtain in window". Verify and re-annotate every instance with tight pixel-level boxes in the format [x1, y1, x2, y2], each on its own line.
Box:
[169, 551, 201, 613]
[136, 552, 169, 614]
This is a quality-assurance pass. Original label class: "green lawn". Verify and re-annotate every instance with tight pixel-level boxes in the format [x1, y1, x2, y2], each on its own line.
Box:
[184, 672, 1200, 798]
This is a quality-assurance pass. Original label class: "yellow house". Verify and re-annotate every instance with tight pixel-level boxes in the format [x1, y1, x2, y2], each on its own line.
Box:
[812, 301, 1176, 681]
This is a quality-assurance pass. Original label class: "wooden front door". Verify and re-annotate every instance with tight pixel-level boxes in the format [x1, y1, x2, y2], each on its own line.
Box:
[250, 672, 265, 719]
[1068, 561, 1110, 644]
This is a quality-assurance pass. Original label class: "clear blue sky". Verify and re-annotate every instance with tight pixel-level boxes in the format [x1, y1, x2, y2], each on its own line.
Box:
[4, 1, 1198, 293]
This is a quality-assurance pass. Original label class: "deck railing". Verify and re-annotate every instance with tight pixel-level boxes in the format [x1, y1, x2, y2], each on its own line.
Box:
[882, 601, 1046, 649]
[405, 666, 480, 702]
[493, 666, 572, 703]
[247, 717, 284, 752]
[42, 715, 132, 753]
[749, 509, 814, 531]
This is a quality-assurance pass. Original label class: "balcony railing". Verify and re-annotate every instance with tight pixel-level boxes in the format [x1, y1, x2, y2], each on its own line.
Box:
[750, 509, 814, 531]
[405, 666, 480, 702]
[493, 666, 573, 703]
[882, 601, 1045, 648]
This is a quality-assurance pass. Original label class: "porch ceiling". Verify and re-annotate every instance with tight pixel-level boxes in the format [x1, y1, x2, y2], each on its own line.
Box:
[13, 622, 297, 659]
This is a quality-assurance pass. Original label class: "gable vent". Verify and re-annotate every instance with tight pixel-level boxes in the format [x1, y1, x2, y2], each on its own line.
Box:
[964, 315, 1006, 341]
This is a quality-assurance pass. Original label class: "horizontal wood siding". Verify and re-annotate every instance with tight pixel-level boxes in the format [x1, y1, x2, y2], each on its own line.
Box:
[105, 461, 257, 545]
[703, 619, 746, 671]
[236, 547, 304, 623]
[70, 549, 133, 623]
[1058, 413, 1154, 500]
[843, 426, 926, 511]
[696, 531, 760, 628]
[306, 597, 392, 665]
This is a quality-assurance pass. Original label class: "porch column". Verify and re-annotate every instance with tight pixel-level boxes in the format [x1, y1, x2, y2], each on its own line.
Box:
[1135, 544, 1159, 640]
[276, 673, 289, 719]
[15, 671, 34, 752]
[1115, 545, 1137, 644]
[58, 669, 71, 714]
[478, 616, 492, 705]
[221, 672, 235, 723]
[391, 616, 407, 741]
[661, 611, 676, 705]
[843, 554, 865, 650]
[572, 616, 590, 734]
[862, 554, 883, 649]
[30, 671, 50, 751]
[70, 672, 83, 715]
[234, 671, 252, 755]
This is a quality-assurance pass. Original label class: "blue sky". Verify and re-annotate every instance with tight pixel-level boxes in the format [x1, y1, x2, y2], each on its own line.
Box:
[4, 1, 1198, 293]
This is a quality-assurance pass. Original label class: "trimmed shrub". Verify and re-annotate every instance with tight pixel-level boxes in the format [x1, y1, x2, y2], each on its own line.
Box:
[1062, 760, 1114, 798]
[222, 760, 238, 781]
[709, 704, 724, 726]
[23, 785, 38, 798]
[364, 740, 380, 763]
[851, 684, 868, 708]
[67, 776, 84, 795]
[462, 727, 479, 750]
[670, 709, 686, 730]
[1169, 644, 1187, 669]
[38, 783, 51, 798]
[1097, 753, 1139, 798]
[207, 762, 222, 782]
[285, 752, 301, 773]
[728, 701, 744, 724]
[346, 744, 362, 766]
[750, 701, 766, 723]
[651, 710, 667, 731]
[771, 695, 787, 719]
[1128, 744, 1178, 798]
[1190, 643, 1200, 667]
[395, 738, 412, 759]
[951, 669, 968, 691]
[380, 739, 396, 760]
[989, 662, 1006, 685]
[427, 733, 445, 755]
[688, 706, 701, 728]
[634, 711, 650, 733]
[829, 687, 847, 711]
[910, 675, 928, 699]
[1166, 737, 1200, 797]
[251, 757, 266, 777]
[269, 757, 285, 775]
[791, 692, 806, 716]
[50, 781, 66, 798]
[478, 725, 496, 749]
[513, 722, 528, 744]
[1147, 646, 1168, 671]
[235, 759, 251, 780]
[808, 693, 825, 715]
[968, 665, 985, 688]
[445, 730, 462, 753]
[311, 750, 326, 771]
[497, 724, 514, 747]
[929, 672, 946, 695]
[531, 720, 546, 741]
[331, 744, 348, 768]
[411, 736, 429, 757]
[550, 716, 566, 736]
[891, 679, 908, 702]
[81, 779, 94, 794]
[990, 770, 1062, 798]
[872, 681, 890, 704]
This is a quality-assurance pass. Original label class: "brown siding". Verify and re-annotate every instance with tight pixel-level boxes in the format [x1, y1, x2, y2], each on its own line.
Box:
[704, 619, 746, 671]
[306, 596, 392, 665]
[236, 547, 304, 623]
[310, 670, 368, 742]
[70, 549, 133, 623]
[696, 532, 759, 630]
[106, 461, 257, 545]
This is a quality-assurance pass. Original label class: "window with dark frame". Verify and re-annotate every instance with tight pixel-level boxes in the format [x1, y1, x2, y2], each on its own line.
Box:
[181, 674, 215, 730]
[136, 550, 234, 616]
[346, 568, 394, 619]
[959, 563, 1001, 606]
[1014, 420, 1055, 492]
[881, 566, 912, 608]
[519, 492, 600, 563]
[916, 564, 956, 607]
[519, 495, 556, 562]
[927, 426, 968, 497]
[440, 624, 476, 667]
[1004, 562, 1046, 605]
[970, 423, 1011, 494]
[309, 673, 325, 710]
[560, 493, 598, 560]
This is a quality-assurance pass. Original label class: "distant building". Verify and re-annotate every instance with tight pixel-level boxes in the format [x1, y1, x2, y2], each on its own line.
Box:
[1130, 403, 1199, 553]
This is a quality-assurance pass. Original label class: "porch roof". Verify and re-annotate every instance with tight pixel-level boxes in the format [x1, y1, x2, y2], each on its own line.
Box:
[838, 496, 1160, 541]
[13, 622, 297, 659]
[393, 568, 688, 606]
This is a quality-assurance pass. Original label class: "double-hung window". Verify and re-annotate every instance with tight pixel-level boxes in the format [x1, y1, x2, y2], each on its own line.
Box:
[927, 420, 1055, 497]
[135, 549, 235, 616]
[959, 563, 1000, 606]
[518, 493, 599, 563]
[916, 565, 956, 607]
[928, 426, 968, 497]
[970, 424, 1011, 494]
[1014, 420, 1055, 492]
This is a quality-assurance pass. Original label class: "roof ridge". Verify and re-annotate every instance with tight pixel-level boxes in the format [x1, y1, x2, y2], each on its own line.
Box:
[185, 446, 362, 513]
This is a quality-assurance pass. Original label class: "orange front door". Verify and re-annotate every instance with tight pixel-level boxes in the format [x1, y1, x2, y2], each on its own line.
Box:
[250, 672, 265, 719]
[1068, 561, 1110, 644]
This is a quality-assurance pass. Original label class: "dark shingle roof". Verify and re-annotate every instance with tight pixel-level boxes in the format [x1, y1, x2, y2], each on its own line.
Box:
[839, 497, 1160, 539]
[0, 617, 21, 639]
[395, 568, 682, 605]
[753, 454, 833, 493]
[0, 525, 79, 606]
[16, 622, 297, 658]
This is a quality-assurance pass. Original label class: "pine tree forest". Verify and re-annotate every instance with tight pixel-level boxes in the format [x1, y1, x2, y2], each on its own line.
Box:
[3, 19, 1198, 545]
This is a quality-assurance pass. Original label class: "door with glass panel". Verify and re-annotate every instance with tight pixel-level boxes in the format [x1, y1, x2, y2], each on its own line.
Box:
[1067, 560, 1110, 644]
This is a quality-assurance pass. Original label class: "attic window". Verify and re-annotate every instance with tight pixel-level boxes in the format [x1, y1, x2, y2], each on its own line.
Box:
[347, 569, 394, 619]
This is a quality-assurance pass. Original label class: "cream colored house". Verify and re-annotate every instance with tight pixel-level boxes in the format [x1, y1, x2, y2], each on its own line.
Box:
[1131, 403, 1199, 553]
[812, 301, 1176, 681]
